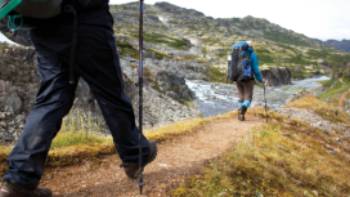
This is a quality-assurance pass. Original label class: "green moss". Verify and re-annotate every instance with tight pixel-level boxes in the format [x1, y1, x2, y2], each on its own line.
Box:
[207, 66, 227, 83]
[307, 48, 331, 59]
[202, 37, 221, 45]
[320, 78, 350, 100]
[117, 40, 138, 59]
[327, 53, 350, 66]
[287, 53, 312, 65]
[51, 132, 112, 150]
[147, 48, 170, 60]
[263, 31, 311, 47]
[306, 48, 350, 66]
[216, 48, 230, 58]
[290, 68, 308, 79]
[143, 32, 192, 50]
[255, 48, 274, 64]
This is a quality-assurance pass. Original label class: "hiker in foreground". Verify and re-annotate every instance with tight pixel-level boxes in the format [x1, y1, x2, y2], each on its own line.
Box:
[227, 40, 264, 121]
[0, 1, 157, 196]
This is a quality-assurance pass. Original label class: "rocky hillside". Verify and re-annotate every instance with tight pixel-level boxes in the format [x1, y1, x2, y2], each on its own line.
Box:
[111, 2, 350, 80]
[0, 43, 199, 143]
[1, 2, 350, 143]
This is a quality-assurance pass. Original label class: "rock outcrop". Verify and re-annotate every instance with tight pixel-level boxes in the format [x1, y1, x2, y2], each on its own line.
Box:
[261, 67, 292, 86]
[155, 71, 195, 103]
[0, 47, 37, 143]
[0, 45, 198, 143]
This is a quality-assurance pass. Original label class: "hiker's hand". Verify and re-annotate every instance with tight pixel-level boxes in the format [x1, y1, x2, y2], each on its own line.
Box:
[261, 79, 268, 86]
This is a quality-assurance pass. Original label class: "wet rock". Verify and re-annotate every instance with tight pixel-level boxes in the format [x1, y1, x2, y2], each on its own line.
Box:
[261, 67, 292, 86]
[155, 71, 195, 103]
[4, 92, 22, 113]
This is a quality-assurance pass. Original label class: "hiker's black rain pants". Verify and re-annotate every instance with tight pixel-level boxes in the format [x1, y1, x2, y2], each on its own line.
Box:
[3, 22, 151, 190]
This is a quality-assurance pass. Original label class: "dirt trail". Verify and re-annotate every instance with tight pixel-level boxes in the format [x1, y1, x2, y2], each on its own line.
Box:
[42, 115, 262, 197]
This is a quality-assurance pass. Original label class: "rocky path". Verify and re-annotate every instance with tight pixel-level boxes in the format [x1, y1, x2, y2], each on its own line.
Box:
[41, 115, 262, 197]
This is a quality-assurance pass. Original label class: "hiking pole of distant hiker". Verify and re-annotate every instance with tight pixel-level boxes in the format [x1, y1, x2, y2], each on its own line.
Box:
[263, 83, 268, 123]
[138, 0, 145, 195]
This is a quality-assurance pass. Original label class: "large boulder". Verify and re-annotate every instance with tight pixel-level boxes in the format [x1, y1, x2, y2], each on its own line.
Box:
[261, 67, 292, 86]
[155, 71, 195, 103]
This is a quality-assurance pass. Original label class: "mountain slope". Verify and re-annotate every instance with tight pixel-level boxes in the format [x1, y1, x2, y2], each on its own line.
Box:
[110, 2, 350, 81]
[1, 2, 350, 143]
[325, 39, 350, 52]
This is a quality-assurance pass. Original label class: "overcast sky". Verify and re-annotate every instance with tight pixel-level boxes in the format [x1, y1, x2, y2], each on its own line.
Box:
[110, 0, 349, 41]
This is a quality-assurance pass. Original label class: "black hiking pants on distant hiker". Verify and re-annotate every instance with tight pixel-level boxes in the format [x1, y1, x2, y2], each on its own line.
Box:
[236, 80, 254, 102]
[3, 21, 151, 190]
[236, 80, 255, 112]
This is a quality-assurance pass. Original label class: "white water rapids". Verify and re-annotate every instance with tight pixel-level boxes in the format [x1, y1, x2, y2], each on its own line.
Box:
[186, 76, 330, 117]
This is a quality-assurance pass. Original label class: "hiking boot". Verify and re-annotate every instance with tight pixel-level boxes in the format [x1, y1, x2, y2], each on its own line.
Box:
[0, 183, 52, 197]
[121, 141, 157, 180]
[238, 113, 245, 121]
[238, 106, 247, 121]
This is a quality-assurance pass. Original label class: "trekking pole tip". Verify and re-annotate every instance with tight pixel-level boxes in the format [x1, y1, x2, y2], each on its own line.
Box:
[138, 176, 144, 195]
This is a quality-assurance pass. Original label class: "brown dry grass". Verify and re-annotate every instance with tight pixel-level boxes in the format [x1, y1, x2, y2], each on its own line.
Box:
[288, 95, 350, 124]
[173, 107, 350, 197]
[0, 111, 237, 175]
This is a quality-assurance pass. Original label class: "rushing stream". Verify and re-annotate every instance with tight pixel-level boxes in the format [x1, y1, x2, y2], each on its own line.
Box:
[186, 76, 330, 117]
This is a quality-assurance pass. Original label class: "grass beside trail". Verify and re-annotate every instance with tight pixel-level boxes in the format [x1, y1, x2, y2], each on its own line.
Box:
[288, 95, 350, 124]
[320, 78, 350, 108]
[0, 146, 11, 175]
[0, 112, 236, 174]
[172, 108, 350, 197]
[321, 78, 350, 97]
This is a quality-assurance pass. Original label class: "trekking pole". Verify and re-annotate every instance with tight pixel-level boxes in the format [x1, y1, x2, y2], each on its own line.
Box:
[137, 0, 145, 194]
[263, 83, 268, 123]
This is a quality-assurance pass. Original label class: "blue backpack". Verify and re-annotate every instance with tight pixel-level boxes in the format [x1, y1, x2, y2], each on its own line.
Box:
[227, 41, 254, 82]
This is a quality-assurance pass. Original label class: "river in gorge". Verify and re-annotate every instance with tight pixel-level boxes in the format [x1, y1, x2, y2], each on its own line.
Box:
[186, 76, 330, 117]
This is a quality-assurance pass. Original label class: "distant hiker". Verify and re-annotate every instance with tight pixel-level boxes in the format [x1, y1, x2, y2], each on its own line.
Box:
[0, 1, 157, 196]
[227, 40, 264, 121]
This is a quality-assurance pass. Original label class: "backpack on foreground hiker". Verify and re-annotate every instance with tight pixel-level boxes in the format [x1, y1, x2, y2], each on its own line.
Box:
[227, 40, 264, 121]
[0, 1, 157, 196]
